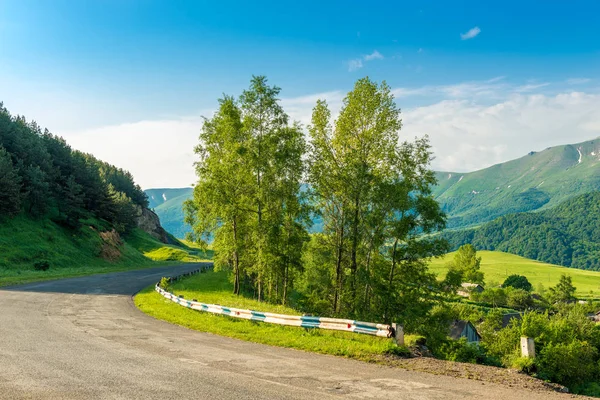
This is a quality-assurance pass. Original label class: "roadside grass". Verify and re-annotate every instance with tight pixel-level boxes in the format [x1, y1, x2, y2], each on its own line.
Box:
[135, 270, 411, 360]
[0, 215, 202, 286]
[429, 250, 600, 298]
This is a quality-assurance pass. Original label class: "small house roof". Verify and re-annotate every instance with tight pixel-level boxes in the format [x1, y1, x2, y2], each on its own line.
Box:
[502, 312, 522, 328]
[461, 282, 482, 288]
[449, 320, 481, 341]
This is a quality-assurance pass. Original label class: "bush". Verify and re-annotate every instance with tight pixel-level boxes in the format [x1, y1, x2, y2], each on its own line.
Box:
[511, 356, 535, 374]
[437, 338, 500, 366]
[33, 260, 50, 271]
[538, 340, 598, 386]
[506, 288, 534, 310]
[502, 275, 532, 291]
[158, 277, 171, 290]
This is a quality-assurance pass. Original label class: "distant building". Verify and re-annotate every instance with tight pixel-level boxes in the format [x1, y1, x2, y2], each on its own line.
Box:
[449, 320, 481, 343]
[457, 282, 484, 297]
[502, 312, 522, 328]
[588, 311, 600, 323]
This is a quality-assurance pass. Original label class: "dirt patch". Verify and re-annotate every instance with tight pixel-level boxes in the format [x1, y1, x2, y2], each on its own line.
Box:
[99, 230, 123, 262]
[374, 355, 575, 396]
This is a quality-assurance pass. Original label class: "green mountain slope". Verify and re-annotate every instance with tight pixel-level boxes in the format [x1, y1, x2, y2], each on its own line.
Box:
[433, 138, 600, 228]
[145, 188, 193, 238]
[0, 215, 208, 286]
[442, 192, 600, 270]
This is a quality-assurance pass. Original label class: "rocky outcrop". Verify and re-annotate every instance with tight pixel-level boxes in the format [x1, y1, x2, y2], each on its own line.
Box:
[136, 207, 171, 244]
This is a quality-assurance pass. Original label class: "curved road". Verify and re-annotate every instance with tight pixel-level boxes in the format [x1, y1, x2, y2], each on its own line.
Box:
[0, 264, 571, 399]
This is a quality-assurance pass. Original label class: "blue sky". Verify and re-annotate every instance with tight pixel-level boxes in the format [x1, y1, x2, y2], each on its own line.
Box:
[1, 1, 600, 187]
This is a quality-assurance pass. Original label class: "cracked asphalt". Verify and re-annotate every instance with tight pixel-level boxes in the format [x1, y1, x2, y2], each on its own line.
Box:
[0, 264, 578, 399]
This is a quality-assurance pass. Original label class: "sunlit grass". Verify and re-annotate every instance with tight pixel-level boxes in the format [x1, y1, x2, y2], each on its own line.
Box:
[135, 270, 411, 360]
[429, 250, 600, 298]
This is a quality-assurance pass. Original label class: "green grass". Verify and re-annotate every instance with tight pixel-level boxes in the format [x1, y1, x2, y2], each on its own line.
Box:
[135, 269, 411, 360]
[125, 229, 212, 262]
[429, 250, 600, 298]
[0, 215, 203, 286]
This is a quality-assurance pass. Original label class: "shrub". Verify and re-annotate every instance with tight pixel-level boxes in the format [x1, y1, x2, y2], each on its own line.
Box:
[158, 277, 171, 290]
[502, 275, 532, 292]
[511, 356, 535, 374]
[437, 338, 500, 366]
[506, 288, 533, 310]
[538, 340, 598, 386]
[33, 260, 50, 271]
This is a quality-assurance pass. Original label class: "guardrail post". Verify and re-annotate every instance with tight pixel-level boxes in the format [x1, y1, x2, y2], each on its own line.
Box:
[520, 337, 535, 358]
[392, 323, 404, 346]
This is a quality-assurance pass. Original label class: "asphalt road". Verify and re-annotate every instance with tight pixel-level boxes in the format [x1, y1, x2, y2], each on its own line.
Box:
[0, 264, 575, 399]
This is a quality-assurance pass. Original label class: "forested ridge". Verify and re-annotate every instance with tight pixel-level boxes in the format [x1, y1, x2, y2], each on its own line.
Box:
[442, 192, 600, 270]
[0, 102, 147, 232]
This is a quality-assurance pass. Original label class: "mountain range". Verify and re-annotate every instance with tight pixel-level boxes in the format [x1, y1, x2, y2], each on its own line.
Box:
[145, 138, 600, 270]
[433, 138, 600, 228]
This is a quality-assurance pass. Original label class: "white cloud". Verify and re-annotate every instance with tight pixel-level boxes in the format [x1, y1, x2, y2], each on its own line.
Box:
[347, 50, 384, 71]
[364, 50, 384, 61]
[460, 26, 481, 40]
[403, 92, 600, 172]
[566, 78, 591, 85]
[61, 118, 205, 189]
[347, 59, 363, 71]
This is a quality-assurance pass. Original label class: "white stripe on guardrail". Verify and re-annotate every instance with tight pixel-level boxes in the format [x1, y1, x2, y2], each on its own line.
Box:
[155, 270, 394, 338]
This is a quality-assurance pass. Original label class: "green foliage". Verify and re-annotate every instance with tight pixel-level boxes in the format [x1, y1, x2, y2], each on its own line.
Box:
[0, 146, 22, 216]
[538, 340, 598, 386]
[0, 103, 147, 232]
[548, 274, 577, 303]
[506, 288, 534, 310]
[306, 77, 447, 324]
[185, 77, 309, 303]
[437, 337, 497, 365]
[478, 305, 600, 390]
[33, 260, 50, 271]
[443, 192, 600, 270]
[502, 274, 532, 291]
[443, 244, 484, 289]
[158, 277, 171, 290]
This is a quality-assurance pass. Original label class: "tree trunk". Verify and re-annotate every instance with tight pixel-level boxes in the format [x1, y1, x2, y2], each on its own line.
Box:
[385, 238, 399, 321]
[334, 213, 345, 314]
[232, 218, 240, 295]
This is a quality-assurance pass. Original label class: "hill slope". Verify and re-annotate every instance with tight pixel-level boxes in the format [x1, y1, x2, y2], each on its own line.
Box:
[145, 188, 193, 238]
[433, 138, 600, 228]
[428, 250, 600, 298]
[442, 192, 600, 270]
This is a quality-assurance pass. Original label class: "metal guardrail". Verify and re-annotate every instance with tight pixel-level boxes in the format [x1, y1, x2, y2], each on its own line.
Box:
[155, 269, 397, 339]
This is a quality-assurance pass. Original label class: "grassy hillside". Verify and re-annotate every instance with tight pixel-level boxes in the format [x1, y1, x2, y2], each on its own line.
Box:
[428, 250, 600, 297]
[442, 192, 600, 270]
[145, 188, 193, 238]
[0, 215, 209, 286]
[433, 138, 600, 228]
